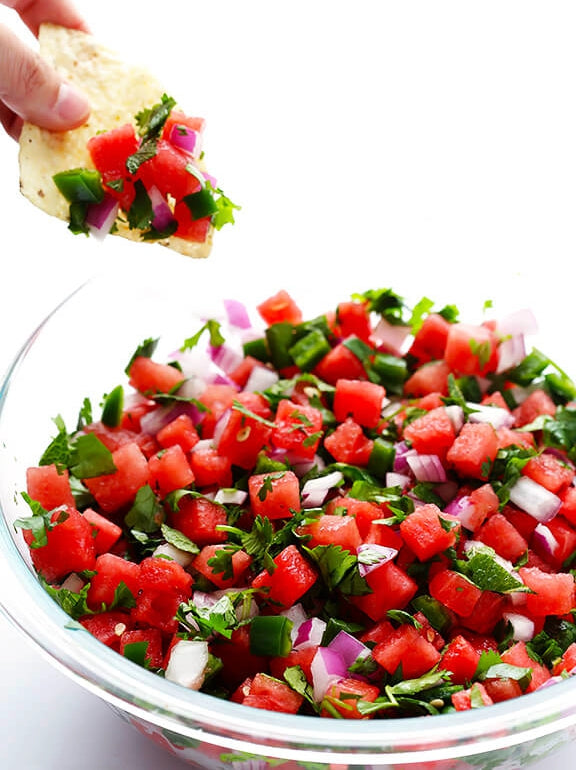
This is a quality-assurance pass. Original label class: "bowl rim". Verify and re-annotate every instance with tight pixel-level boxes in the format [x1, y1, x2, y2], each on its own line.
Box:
[1, 274, 576, 765]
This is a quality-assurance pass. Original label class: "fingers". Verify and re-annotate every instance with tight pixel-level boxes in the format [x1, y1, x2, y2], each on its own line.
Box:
[1, 0, 89, 36]
[0, 101, 22, 140]
[0, 23, 90, 132]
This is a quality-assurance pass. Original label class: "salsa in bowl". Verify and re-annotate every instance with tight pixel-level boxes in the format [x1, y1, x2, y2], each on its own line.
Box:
[2, 265, 576, 769]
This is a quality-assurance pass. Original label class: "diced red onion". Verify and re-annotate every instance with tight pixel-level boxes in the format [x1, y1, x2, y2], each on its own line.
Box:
[176, 375, 207, 401]
[380, 396, 392, 415]
[214, 488, 247, 505]
[444, 405, 464, 434]
[281, 603, 308, 644]
[153, 542, 195, 568]
[148, 185, 176, 231]
[165, 639, 209, 690]
[203, 171, 217, 188]
[291, 451, 326, 471]
[381, 400, 402, 420]
[191, 591, 218, 610]
[327, 630, 371, 669]
[292, 455, 326, 478]
[86, 194, 119, 239]
[224, 298, 252, 330]
[532, 522, 559, 558]
[209, 343, 244, 374]
[370, 320, 411, 355]
[467, 402, 515, 430]
[385, 471, 411, 490]
[502, 612, 535, 642]
[393, 441, 417, 473]
[496, 334, 527, 375]
[508, 477, 562, 523]
[169, 123, 201, 156]
[406, 453, 447, 483]
[301, 471, 344, 508]
[59, 573, 85, 592]
[189, 438, 215, 453]
[310, 647, 347, 701]
[357, 543, 398, 577]
[445, 495, 477, 531]
[210, 371, 242, 389]
[294, 617, 327, 651]
[139, 401, 204, 435]
[212, 408, 231, 448]
[496, 309, 538, 338]
[244, 365, 280, 394]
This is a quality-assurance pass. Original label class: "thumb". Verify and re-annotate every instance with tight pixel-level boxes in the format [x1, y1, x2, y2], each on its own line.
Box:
[0, 24, 90, 131]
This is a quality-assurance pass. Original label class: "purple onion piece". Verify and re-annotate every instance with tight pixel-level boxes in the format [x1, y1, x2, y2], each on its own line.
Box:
[169, 123, 199, 156]
[357, 543, 398, 577]
[86, 194, 119, 238]
[310, 647, 347, 701]
[224, 298, 252, 330]
[406, 453, 447, 483]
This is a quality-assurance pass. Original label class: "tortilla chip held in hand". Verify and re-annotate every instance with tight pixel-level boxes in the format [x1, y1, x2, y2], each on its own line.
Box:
[19, 24, 239, 257]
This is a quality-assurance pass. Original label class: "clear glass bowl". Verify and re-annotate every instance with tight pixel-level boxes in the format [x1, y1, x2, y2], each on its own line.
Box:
[1, 263, 576, 770]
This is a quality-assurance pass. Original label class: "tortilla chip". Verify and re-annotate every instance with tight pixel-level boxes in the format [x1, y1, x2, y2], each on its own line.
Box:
[19, 24, 212, 258]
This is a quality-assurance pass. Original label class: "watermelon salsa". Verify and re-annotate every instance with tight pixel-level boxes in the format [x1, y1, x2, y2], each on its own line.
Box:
[52, 94, 239, 242]
[15, 286, 576, 720]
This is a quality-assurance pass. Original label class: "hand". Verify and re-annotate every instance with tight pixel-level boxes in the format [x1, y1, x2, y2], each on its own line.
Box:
[0, 0, 90, 139]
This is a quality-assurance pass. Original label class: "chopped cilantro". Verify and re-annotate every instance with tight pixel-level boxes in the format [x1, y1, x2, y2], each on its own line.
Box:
[303, 544, 371, 596]
[176, 593, 240, 640]
[125, 337, 158, 374]
[14, 494, 69, 549]
[408, 296, 434, 334]
[126, 94, 177, 174]
[126, 180, 153, 230]
[125, 484, 164, 533]
[69, 433, 116, 479]
[207, 544, 241, 580]
[180, 319, 225, 351]
[160, 523, 200, 554]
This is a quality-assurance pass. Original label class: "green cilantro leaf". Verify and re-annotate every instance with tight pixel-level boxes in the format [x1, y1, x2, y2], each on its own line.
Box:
[38, 415, 71, 470]
[257, 475, 275, 501]
[180, 319, 225, 351]
[459, 544, 529, 594]
[408, 296, 434, 335]
[283, 665, 318, 709]
[352, 288, 406, 324]
[160, 523, 200, 554]
[126, 180, 153, 230]
[38, 575, 93, 619]
[303, 544, 371, 596]
[127, 94, 177, 174]
[107, 580, 137, 611]
[469, 338, 492, 371]
[122, 641, 151, 668]
[14, 494, 69, 549]
[207, 544, 241, 580]
[69, 433, 116, 479]
[176, 593, 239, 640]
[125, 338, 159, 374]
[125, 484, 164, 533]
[209, 184, 241, 230]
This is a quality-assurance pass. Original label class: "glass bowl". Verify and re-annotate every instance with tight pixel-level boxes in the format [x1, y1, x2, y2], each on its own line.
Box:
[1, 260, 576, 770]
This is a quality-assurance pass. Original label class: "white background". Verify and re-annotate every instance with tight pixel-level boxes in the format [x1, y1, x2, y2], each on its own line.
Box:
[1, 1, 576, 768]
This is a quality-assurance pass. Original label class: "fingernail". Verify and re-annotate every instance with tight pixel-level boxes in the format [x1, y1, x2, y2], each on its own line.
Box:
[55, 82, 90, 123]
